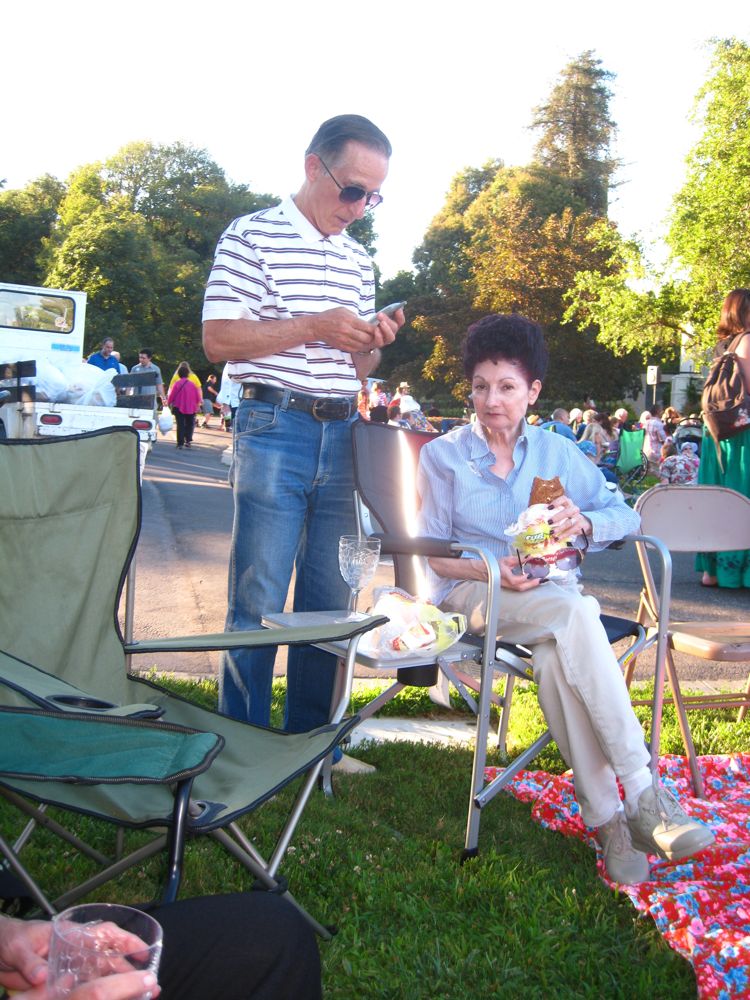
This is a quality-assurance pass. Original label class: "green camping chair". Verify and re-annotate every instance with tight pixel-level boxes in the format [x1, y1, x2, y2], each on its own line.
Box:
[0, 428, 385, 934]
[615, 427, 648, 492]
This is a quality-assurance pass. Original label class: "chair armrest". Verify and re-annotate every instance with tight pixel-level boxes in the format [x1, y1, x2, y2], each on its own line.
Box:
[372, 532, 463, 559]
[124, 615, 389, 656]
[0, 707, 223, 785]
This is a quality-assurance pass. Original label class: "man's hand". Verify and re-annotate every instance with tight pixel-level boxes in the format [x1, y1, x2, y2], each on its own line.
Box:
[0, 916, 50, 993]
[309, 306, 404, 355]
[16, 970, 159, 999]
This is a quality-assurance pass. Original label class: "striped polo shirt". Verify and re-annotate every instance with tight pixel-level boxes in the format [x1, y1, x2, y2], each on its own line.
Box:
[202, 196, 376, 396]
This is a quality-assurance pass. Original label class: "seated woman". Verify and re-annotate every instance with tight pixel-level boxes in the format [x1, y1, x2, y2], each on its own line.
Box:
[416, 314, 714, 885]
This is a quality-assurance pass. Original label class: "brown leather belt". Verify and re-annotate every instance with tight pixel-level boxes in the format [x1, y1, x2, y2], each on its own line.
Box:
[240, 383, 356, 421]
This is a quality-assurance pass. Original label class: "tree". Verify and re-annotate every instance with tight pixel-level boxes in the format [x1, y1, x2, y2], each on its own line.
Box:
[40, 143, 278, 372]
[667, 38, 750, 339]
[46, 207, 158, 355]
[563, 221, 684, 367]
[0, 175, 66, 285]
[531, 51, 618, 216]
[565, 38, 750, 368]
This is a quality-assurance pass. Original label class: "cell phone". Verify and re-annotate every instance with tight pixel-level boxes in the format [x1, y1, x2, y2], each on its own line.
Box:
[364, 301, 406, 323]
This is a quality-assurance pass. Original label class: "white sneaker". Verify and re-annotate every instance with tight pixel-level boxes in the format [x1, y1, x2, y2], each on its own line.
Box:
[626, 778, 715, 861]
[331, 754, 376, 775]
[597, 810, 650, 884]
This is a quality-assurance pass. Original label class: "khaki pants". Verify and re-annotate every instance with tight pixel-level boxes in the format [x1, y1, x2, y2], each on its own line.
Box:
[443, 576, 649, 827]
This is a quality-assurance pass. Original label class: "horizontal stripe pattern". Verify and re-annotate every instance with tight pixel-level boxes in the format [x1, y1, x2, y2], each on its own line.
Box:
[202, 197, 375, 395]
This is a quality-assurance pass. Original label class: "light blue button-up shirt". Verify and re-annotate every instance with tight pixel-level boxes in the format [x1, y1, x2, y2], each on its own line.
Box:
[417, 420, 640, 605]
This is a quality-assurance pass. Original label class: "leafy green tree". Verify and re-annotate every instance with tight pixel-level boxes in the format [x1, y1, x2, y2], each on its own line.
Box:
[40, 143, 278, 372]
[0, 175, 66, 284]
[566, 38, 750, 368]
[667, 37, 750, 338]
[46, 207, 158, 355]
[531, 50, 618, 216]
[564, 221, 683, 367]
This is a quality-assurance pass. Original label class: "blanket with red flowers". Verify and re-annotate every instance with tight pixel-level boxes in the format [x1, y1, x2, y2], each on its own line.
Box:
[486, 754, 750, 999]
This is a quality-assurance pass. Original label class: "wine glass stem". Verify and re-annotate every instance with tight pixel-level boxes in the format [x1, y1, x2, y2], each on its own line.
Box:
[350, 589, 360, 616]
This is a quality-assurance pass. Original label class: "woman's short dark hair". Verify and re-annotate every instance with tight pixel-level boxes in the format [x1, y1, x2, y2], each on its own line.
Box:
[387, 402, 401, 420]
[462, 314, 549, 384]
[177, 362, 190, 378]
[370, 404, 389, 424]
[306, 114, 392, 163]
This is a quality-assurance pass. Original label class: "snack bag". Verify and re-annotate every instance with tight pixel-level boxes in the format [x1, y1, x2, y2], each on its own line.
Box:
[358, 587, 467, 659]
[505, 476, 576, 580]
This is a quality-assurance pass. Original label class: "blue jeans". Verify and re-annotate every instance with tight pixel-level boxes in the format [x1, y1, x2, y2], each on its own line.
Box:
[220, 397, 356, 736]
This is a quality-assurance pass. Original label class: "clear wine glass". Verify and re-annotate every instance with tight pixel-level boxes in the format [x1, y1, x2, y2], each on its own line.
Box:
[338, 535, 381, 620]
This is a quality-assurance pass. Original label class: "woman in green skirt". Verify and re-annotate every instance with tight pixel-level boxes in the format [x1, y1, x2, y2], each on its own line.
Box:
[697, 288, 750, 588]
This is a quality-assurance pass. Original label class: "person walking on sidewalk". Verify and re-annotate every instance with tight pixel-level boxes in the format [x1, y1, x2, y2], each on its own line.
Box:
[202, 115, 403, 773]
[168, 362, 202, 449]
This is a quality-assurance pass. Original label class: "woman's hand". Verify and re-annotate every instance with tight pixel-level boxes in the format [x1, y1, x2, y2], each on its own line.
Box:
[499, 555, 545, 591]
[545, 495, 592, 543]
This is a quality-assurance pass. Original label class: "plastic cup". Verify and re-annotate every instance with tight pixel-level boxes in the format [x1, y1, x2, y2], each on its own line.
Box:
[47, 903, 162, 999]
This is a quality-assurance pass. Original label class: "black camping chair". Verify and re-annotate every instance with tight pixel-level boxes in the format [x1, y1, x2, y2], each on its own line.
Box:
[351, 419, 658, 858]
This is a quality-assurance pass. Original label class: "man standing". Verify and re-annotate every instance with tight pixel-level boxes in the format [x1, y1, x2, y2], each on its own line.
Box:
[130, 349, 168, 408]
[202, 115, 402, 771]
[87, 337, 120, 373]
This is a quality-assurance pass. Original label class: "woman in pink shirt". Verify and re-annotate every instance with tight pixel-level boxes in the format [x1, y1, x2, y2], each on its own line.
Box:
[168, 362, 203, 449]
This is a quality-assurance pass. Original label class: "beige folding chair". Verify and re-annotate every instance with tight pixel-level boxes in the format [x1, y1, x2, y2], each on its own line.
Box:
[632, 485, 750, 796]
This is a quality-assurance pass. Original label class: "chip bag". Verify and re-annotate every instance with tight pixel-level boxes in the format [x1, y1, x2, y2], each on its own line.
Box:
[358, 587, 467, 659]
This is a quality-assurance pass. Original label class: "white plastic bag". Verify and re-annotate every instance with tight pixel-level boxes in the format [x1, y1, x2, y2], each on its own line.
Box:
[358, 587, 467, 659]
[67, 364, 117, 407]
[33, 359, 70, 403]
[158, 410, 174, 435]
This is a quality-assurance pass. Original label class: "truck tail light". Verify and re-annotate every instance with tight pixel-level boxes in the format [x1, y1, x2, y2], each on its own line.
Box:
[131, 420, 153, 431]
[40, 413, 63, 425]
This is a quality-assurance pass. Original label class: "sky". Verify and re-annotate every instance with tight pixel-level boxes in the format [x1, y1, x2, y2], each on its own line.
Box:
[2, 0, 749, 280]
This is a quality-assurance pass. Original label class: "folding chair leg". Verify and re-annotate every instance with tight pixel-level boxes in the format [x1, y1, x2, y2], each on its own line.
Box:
[496, 673, 515, 754]
[2, 790, 111, 867]
[53, 837, 169, 912]
[738, 673, 750, 723]
[663, 649, 705, 798]
[353, 681, 406, 722]
[0, 832, 57, 916]
[210, 824, 334, 940]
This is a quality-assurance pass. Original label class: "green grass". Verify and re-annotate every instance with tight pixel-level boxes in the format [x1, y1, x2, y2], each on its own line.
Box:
[7, 676, 749, 998]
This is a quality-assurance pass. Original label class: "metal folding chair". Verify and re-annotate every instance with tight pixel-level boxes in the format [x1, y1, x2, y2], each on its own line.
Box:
[351, 419, 654, 857]
[631, 484, 750, 797]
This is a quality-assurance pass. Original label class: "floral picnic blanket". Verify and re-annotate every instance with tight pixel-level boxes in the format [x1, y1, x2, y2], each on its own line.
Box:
[486, 754, 750, 998]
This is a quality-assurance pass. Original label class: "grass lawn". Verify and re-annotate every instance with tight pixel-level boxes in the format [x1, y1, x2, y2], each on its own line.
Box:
[5, 677, 749, 999]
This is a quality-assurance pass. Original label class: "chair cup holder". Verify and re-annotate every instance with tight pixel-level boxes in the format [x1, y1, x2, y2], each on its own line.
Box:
[396, 664, 439, 687]
[49, 695, 117, 711]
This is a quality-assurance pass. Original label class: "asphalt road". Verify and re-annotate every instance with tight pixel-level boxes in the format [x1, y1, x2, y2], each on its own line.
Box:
[123, 423, 750, 690]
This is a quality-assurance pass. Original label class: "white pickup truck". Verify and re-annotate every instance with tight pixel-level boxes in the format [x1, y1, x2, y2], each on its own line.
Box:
[0, 283, 157, 445]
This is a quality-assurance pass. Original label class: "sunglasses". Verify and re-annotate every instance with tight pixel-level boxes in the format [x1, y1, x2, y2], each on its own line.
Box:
[318, 155, 383, 208]
[516, 532, 589, 580]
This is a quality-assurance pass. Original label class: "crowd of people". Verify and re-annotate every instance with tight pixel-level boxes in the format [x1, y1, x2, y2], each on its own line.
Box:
[85, 341, 234, 444]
